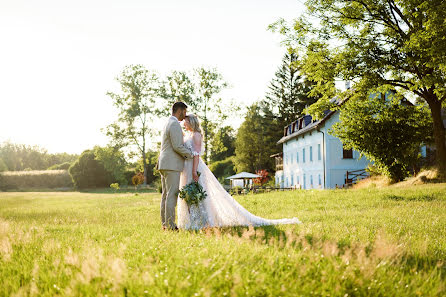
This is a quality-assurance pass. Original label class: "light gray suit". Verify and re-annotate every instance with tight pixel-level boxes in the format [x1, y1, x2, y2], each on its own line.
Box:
[158, 116, 193, 229]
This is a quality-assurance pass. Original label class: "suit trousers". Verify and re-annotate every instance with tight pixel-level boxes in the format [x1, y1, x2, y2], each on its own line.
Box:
[159, 170, 181, 229]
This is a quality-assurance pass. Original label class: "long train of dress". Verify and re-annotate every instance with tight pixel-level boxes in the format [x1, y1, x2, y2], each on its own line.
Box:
[177, 136, 301, 230]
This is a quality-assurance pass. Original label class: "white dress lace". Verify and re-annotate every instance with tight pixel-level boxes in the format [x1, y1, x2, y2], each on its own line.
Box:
[177, 132, 301, 230]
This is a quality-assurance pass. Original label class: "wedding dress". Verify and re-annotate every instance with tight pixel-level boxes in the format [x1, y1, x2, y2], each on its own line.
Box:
[177, 132, 301, 230]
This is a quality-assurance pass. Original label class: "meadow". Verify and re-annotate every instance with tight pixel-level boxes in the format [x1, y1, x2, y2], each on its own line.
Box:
[0, 184, 445, 297]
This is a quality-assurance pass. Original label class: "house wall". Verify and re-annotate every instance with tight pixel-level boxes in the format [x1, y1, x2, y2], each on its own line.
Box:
[323, 113, 370, 188]
[276, 111, 370, 189]
[281, 129, 325, 189]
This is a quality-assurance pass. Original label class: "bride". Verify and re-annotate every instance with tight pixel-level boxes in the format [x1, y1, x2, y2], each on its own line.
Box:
[177, 114, 301, 230]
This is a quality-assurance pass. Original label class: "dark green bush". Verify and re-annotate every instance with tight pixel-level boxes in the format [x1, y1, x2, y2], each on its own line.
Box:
[69, 150, 114, 189]
[208, 156, 236, 185]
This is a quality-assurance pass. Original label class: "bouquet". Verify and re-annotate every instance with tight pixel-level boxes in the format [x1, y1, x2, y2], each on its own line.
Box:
[179, 172, 207, 206]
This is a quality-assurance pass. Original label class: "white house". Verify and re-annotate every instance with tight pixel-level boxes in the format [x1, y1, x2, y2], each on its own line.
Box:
[272, 91, 431, 189]
[273, 109, 370, 189]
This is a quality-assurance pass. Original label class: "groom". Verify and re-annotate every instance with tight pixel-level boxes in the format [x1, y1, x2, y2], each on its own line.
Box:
[157, 102, 194, 230]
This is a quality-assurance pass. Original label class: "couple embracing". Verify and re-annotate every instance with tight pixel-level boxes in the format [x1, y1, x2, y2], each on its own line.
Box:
[157, 102, 301, 231]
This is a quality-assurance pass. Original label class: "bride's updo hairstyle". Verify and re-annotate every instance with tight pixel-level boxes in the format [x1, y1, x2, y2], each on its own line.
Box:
[186, 114, 202, 134]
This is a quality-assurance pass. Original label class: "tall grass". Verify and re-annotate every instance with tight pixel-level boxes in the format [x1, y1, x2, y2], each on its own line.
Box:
[0, 184, 445, 296]
[0, 170, 73, 190]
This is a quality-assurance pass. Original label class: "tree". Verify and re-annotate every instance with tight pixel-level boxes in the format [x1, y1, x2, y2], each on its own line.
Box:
[69, 150, 114, 189]
[264, 51, 318, 133]
[209, 125, 236, 163]
[159, 70, 196, 106]
[68, 146, 127, 189]
[331, 93, 432, 182]
[0, 158, 7, 172]
[235, 103, 279, 173]
[194, 67, 229, 163]
[94, 146, 128, 185]
[160, 67, 230, 163]
[135, 150, 159, 185]
[253, 169, 269, 186]
[104, 65, 161, 185]
[47, 162, 72, 170]
[0, 142, 78, 171]
[208, 156, 236, 184]
[270, 0, 446, 176]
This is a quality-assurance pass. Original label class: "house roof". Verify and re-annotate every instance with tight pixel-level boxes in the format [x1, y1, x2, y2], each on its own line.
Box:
[277, 110, 337, 144]
[225, 172, 261, 179]
[276, 90, 420, 146]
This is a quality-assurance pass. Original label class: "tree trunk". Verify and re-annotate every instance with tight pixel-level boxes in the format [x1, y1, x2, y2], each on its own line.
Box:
[142, 151, 148, 186]
[428, 99, 446, 176]
[204, 115, 208, 165]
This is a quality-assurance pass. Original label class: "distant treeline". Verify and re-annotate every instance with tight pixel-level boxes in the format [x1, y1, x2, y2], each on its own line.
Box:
[0, 142, 78, 172]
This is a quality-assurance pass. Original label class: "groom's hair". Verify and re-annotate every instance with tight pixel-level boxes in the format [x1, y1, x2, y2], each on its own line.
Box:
[172, 102, 188, 114]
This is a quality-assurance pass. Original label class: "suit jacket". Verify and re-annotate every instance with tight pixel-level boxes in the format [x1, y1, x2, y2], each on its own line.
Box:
[157, 116, 193, 172]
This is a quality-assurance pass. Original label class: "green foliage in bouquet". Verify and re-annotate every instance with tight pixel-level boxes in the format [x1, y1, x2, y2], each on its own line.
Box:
[179, 172, 207, 206]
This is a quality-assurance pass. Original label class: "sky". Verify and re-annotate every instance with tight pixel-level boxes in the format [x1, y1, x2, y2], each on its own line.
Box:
[0, 0, 305, 154]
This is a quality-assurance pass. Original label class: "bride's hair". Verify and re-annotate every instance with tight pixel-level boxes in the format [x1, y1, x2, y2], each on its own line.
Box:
[186, 114, 202, 134]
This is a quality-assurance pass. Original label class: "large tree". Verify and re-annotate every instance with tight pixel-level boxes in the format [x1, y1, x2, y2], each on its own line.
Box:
[209, 125, 236, 164]
[235, 103, 279, 173]
[270, 0, 446, 176]
[160, 67, 230, 163]
[0, 142, 78, 171]
[331, 92, 432, 181]
[104, 64, 161, 185]
[264, 51, 318, 133]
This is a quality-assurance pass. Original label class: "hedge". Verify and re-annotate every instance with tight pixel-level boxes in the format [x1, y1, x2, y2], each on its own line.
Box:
[0, 170, 73, 190]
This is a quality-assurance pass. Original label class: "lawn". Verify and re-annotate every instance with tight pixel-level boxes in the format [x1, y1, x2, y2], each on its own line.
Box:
[0, 184, 445, 296]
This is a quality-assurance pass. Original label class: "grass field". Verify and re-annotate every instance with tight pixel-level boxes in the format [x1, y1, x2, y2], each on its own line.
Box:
[0, 184, 445, 296]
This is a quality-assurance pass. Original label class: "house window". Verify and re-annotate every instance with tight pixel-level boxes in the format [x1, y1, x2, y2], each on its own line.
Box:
[318, 174, 321, 186]
[303, 148, 306, 163]
[286, 177, 289, 187]
[291, 174, 294, 186]
[310, 146, 313, 162]
[318, 144, 321, 160]
[296, 152, 299, 163]
[343, 147, 353, 159]
[310, 175, 313, 187]
[296, 175, 299, 185]
[303, 174, 306, 189]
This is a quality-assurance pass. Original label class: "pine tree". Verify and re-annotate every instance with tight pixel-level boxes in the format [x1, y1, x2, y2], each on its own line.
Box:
[264, 52, 317, 134]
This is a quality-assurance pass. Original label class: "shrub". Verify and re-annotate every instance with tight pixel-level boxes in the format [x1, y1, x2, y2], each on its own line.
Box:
[110, 183, 120, 192]
[69, 150, 114, 189]
[124, 170, 136, 185]
[209, 156, 236, 184]
[253, 169, 269, 186]
[0, 170, 73, 190]
[229, 186, 243, 195]
[132, 172, 144, 189]
[94, 146, 128, 185]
